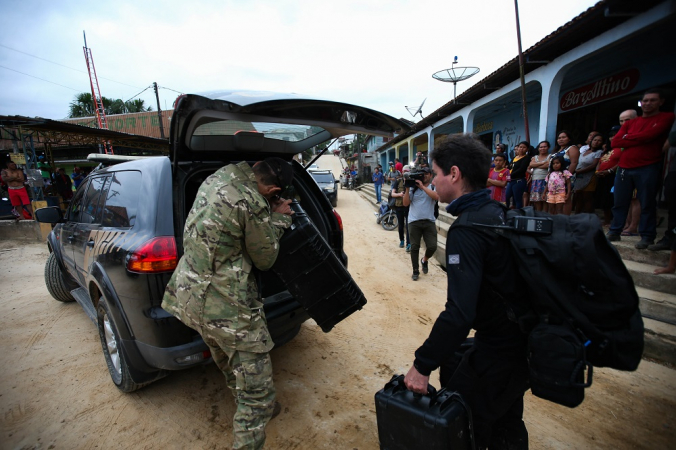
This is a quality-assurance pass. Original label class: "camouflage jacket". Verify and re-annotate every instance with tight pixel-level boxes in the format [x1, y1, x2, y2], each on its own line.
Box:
[162, 162, 292, 353]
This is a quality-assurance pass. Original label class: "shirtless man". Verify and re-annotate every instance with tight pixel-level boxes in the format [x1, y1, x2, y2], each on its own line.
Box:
[2, 161, 33, 220]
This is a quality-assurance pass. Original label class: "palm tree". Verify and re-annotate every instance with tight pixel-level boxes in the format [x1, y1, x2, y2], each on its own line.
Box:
[68, 92, 96, 118]
[68, 93, 153, 118]
[125, 99, 152, 113]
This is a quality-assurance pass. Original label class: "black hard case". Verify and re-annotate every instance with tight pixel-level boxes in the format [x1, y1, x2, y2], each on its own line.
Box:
[271, 201, 366, 332]
[375, 375, 474, 450]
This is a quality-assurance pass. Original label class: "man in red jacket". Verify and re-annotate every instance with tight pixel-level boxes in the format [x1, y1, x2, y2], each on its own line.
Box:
[607, 89, 675, 249]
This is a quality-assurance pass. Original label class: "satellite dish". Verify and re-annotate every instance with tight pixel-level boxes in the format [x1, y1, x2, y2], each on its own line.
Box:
[405, 98, 426, 119]
[432, 58, 479, 101]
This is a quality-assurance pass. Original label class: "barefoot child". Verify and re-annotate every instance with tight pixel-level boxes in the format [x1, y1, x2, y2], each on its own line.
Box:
[545, 155, 572, 215]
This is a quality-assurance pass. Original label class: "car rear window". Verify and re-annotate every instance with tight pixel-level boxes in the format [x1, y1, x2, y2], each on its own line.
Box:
[194, 120, 325, 142]
[102, 171, 142, 228]
[311, 173, 334, 183]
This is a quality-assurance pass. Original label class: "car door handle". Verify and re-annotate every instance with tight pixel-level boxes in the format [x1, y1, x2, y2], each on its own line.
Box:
[87, 240, 95, 248]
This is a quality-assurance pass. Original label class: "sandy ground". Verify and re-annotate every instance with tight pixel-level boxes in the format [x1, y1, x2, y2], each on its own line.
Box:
[1, 154, 675, 449]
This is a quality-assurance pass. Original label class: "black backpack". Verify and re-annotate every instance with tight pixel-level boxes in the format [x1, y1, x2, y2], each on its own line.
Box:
[453, 203, 644, 408]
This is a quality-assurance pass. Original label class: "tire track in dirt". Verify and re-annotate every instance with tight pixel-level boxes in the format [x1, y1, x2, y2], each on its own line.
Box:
[21, 305, 69, 358]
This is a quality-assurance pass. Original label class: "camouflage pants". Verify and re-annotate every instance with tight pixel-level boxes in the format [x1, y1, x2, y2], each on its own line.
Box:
[203, 336, 276, 450]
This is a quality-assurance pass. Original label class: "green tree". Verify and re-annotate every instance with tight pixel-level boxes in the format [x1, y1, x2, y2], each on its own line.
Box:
[125, 99, 152, 113]
[68, 92, 96, 118]
[68, 92, 152, 118]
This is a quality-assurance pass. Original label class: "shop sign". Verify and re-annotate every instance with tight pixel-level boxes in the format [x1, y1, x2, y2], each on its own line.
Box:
[473, 121, 493, 133]
[560, 69, 640, 112]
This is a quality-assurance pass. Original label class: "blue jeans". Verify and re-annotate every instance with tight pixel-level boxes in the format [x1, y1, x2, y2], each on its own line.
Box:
[610, 162, 661, 241]
[375, 183, 383, 203]
[505, 179, 527, 209]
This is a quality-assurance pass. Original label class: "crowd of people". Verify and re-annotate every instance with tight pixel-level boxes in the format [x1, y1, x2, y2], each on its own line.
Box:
[375, 88, 675, 284]
[483, 89, 675, 266]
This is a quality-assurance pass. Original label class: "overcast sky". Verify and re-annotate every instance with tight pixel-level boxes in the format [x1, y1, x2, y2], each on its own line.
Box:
[1, 0, 597, 122]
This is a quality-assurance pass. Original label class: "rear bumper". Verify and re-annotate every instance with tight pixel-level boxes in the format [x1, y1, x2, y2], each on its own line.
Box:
[128, 336, 211, 371]
[128, 294, 308, 371]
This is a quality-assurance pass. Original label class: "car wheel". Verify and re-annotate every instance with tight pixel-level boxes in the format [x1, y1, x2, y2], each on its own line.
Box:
[97, 301, 145, 393]
[44, 252, 75, 302]
[331, 198, 337, 207]
[273, 324, 302, 347]
[381, 212, 398, 231]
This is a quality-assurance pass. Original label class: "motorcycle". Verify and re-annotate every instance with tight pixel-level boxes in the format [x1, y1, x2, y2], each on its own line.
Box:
[347, 175, 355, 190]
[374, 201, 398, 231]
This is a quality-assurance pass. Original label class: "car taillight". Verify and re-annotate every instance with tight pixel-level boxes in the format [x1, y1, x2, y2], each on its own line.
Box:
[127, 237, 178, 273]
[332, 210, 343, 231]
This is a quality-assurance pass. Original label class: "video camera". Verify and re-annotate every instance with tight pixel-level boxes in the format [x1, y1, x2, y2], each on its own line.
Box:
[403, 169, 427, 188]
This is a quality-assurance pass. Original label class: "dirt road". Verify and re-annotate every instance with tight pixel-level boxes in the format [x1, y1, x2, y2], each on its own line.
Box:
[1, 154, 674, 449]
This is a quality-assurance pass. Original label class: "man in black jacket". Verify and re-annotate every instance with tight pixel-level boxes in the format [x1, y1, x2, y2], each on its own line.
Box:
[404, 133, 529, 449]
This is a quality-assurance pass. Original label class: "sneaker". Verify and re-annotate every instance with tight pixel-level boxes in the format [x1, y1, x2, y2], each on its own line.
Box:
[406, 244, 411, 253]
[412, 271, 419, 281]
[399, 240, 405, 248]
[635, 238, 654, 250]
[606, 232, 621, 242]
[271, 401, 282, 420]
[648, 236, 674, 252]
[421, 258, 428, 274]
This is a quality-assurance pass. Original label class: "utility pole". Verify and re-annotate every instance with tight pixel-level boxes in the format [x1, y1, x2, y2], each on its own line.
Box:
[153, 82, 165, 139]
[514, 0, 530, 143]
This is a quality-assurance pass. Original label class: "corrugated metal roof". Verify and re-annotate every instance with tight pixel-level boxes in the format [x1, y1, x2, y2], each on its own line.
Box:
[381, 0, 666, 150]
[0, 115, 169, 152]
[61, 110, 172, 139]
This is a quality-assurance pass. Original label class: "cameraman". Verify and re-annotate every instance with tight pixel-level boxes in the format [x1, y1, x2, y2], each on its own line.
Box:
[403, 166, 439, 280]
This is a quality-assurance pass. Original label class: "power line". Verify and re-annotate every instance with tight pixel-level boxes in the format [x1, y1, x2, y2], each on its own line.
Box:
[0, 64, 80, 91]
[124, 85, 153, 103]
[0, 43, 143, 90]
[158, 85, 184, 95]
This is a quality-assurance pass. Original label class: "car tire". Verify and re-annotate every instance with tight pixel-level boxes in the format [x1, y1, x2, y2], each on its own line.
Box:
[273, 324, 302, 347]
[97, 300, 145, 393]
[331, 198, 337, 207]
[44, 252, 75, 302]
[381, 212, 398, 231]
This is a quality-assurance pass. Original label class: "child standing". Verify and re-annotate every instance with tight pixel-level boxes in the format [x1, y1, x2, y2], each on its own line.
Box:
[545, 155, 572, 215]
[487, 154, 511, 203]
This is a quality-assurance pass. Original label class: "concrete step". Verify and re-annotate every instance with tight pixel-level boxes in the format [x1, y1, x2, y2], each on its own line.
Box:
[0, 219, 42, 241]
[637, 286, 676, 325]
[643, 317, 676, 366]
[612, 237, 670, 267]
[625, 259, 676, 296]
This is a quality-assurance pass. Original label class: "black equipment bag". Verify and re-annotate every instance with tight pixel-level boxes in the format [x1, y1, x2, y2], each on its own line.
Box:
[454, 203, 644, 407]
[271, 200, 366, 332]
[527, 323, 592, 407]
[375, 374, 475, 450]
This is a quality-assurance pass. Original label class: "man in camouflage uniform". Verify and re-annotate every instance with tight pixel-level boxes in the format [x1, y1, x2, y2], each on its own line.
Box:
[162, 158, 295, 450]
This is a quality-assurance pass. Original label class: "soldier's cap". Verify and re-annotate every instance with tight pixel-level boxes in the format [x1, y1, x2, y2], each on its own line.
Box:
[263, 157, 294, 191]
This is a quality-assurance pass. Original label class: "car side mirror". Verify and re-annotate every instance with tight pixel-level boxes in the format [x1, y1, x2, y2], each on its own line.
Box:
[34, 206, 64, 224]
